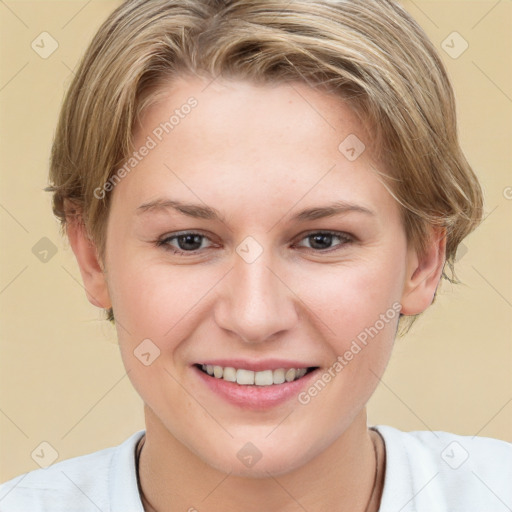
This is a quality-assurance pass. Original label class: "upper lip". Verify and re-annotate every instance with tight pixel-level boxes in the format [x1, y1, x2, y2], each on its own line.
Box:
[194, 359, 318, 372]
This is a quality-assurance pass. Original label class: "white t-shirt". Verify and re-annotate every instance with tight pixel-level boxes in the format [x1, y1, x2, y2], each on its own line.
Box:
[1, 425, 511, 511]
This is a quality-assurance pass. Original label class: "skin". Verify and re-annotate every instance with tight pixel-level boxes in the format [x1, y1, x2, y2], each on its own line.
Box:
[67, 76, 445, 511]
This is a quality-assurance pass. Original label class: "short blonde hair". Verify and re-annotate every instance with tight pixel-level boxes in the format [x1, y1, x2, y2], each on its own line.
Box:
[46, 0, 483, 331]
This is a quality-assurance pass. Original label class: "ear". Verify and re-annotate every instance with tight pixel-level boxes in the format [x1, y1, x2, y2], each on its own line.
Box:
[400, 227, 446, 316]
[65, 211, 111, 310]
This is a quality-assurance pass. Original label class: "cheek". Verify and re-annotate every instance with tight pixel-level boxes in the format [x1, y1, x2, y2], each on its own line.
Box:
[301, 253, 405, 339]
[106, 241, 217, 336]
[295, 251, 404, 407]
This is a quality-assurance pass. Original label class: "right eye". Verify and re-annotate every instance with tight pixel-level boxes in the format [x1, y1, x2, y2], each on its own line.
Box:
[156, 231, 215, 255]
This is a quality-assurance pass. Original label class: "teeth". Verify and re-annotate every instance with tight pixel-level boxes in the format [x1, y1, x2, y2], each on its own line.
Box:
[254, 369, 273, 386]
[236, 369, 254, 385]
[285, 368, 296, 382]
[200, 364, 311, 386]
[273, 368, 285, 384]
[222, 367, 237, 382]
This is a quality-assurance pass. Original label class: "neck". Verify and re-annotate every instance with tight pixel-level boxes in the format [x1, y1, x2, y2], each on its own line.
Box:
[137, 406, 385, 512]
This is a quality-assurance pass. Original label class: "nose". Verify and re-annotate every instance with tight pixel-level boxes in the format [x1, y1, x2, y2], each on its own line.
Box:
[214, 250, 299, 344]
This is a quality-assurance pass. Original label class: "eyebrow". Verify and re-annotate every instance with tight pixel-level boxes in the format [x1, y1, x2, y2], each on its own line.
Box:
[135, 198, 375, 222]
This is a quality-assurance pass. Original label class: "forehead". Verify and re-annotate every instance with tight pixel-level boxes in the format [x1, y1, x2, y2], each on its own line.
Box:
[112, 76, 393, 220]
[134, 76, 368, 152]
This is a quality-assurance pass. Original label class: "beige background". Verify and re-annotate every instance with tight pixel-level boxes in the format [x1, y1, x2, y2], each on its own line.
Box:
[0, 0, 511, 483]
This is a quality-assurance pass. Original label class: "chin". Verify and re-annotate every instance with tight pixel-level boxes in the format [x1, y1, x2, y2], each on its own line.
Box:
[189, 434, 317, 478]
[206, 451, 310, 479]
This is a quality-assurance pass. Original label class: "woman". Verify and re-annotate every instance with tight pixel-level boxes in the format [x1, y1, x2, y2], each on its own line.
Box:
[1, 0, 510, 511]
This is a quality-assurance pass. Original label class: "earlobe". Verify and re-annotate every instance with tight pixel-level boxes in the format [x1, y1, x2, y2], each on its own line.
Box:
[400, 228, 446, 316]
[65, 215, 112, 310]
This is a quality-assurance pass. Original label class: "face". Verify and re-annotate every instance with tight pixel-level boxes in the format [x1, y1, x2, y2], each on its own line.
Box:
[101, 76, 415, 476]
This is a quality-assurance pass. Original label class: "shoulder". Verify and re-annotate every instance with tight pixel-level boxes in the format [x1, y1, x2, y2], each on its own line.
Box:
[0, 430, 145, 512]
[373, 425, 512, 512]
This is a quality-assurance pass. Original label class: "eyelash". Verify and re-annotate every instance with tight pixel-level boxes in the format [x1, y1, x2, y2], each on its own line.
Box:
[155, 230, 354, 256]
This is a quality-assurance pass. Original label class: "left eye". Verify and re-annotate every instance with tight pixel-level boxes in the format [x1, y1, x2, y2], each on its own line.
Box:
[295, 231, 353, 251]
[156, 231, 353, 255]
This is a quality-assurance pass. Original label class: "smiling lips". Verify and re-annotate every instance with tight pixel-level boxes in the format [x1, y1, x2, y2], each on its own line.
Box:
[194, 361, 320, 409]
[199, 364, 312, 386]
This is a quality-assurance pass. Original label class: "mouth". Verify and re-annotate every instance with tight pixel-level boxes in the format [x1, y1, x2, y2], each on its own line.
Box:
[193, 362, 321, 410]
[195, 364, 318, 386]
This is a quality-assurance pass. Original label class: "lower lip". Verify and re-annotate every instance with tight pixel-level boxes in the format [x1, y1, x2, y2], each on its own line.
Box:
[193, 365, 320, 410]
